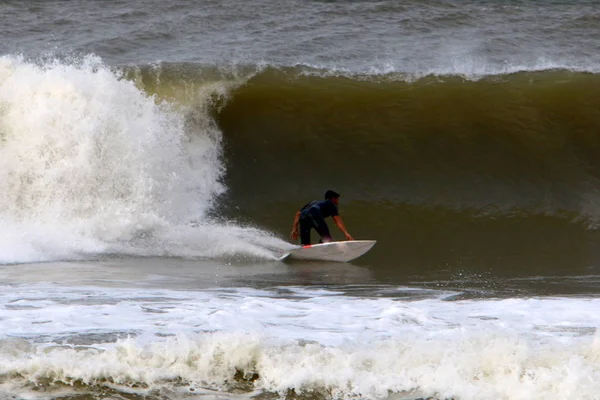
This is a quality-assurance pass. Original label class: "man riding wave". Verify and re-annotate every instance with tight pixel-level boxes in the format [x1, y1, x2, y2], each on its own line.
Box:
[290, 190, 354, 245]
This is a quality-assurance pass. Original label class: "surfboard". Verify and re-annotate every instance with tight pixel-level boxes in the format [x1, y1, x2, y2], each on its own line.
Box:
[279, 240, 376, 262]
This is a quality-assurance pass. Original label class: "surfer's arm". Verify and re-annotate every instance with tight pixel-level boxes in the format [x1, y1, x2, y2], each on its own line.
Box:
[332, 216, 354, 241]
[290, 211, 301, 240]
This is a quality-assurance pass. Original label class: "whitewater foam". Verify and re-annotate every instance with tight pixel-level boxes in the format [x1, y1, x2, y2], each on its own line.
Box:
[0, 284, 599, 399]
[290, 57, 600, 82]
[0, 55, 286, 263]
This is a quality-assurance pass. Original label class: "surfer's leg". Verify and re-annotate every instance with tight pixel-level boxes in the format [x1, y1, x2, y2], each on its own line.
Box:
[299, 218, 311, 245]
[313, 217, 332, 243]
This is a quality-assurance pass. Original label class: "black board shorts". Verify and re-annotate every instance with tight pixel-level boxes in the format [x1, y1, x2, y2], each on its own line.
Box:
[299, 209, 332, 245]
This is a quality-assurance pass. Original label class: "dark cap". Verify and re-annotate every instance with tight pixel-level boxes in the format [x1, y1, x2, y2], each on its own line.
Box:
[324, 190, 340, 200]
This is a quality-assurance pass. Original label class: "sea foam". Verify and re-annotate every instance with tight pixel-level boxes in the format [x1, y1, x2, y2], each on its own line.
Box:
[0, 284, 599, 399]
[0, 55, 285, 263]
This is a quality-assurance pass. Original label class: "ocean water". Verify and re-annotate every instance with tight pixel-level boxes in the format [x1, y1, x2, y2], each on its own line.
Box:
[1, 1, 600, 399]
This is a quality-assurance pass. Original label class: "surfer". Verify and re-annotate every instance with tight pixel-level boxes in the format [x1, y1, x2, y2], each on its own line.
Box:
[290, 190, 354, 245]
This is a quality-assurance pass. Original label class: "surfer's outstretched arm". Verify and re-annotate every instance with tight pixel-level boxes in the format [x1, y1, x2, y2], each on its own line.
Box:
[290, 211, 301, 240]
[332, 216, 354, 241]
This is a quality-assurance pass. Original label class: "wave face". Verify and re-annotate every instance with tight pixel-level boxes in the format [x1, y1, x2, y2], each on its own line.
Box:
[208, 67, 600, 273]
[212, 69, 600, 201]
[0, 56, 286, 264]
[216, 67, 600, 208]
[124, 62, 600, 275]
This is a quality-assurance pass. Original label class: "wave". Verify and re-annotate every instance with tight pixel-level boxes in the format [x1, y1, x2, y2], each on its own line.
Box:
[196, 65, 600, 270]
[198, 66, 600, 216]
[127, 62, 600, 271]
[4, 56, 600, 264]
[129, 64, 600, 200]
[4, 331, 598, 400]
[1, 284, 600, 400]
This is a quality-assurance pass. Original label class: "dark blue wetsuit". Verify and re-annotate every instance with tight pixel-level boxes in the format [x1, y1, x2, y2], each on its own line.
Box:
[298, 199, 339, 245]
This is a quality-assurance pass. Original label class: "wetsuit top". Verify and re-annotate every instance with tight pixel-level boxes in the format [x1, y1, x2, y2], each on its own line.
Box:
[300, 199, 339, 219]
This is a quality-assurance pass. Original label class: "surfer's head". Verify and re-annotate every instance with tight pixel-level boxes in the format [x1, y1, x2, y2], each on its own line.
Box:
[325, 190, 340, 204]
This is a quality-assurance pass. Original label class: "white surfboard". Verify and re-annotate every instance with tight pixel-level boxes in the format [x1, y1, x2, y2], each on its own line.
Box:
[279, 240, 376, 262]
